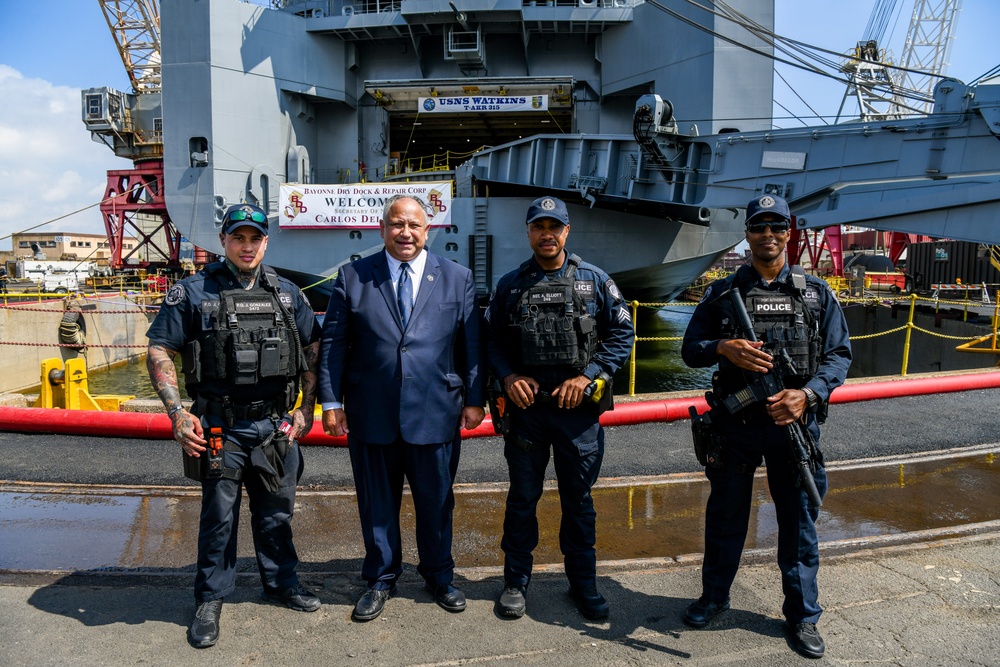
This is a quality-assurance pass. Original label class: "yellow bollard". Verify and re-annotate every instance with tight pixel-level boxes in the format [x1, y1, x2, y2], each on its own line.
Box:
[63, 358, 103, 411]
[35, 358, 64, 409]
[32, 357, 134, 411]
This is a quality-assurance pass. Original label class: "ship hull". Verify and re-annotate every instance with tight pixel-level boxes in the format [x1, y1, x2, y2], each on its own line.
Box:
[156, 0, 772, 304]
[258, 193, 742, 308]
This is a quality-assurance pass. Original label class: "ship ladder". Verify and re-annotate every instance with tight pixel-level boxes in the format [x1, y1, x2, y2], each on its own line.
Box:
[989, 245, 1000, 277]
[472, 197, 490, 298]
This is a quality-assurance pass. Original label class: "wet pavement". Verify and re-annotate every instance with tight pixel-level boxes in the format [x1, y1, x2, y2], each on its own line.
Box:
[1, 448, 998, 573]
[2, 384, 1000, 665]
[1, 529, 998, 666]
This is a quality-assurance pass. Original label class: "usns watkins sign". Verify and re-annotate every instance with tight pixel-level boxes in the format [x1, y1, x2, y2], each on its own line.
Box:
[418, 95, 548, 113]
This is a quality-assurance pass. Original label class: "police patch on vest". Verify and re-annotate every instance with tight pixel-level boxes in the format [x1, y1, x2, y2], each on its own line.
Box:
[165, 284, 185, 306]
[574, 280, 595, 298]
[752, 294, 794, 314]
[805, 288, 819, 301]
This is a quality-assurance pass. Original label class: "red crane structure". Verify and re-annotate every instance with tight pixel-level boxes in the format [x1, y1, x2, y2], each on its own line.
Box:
[84, 0, 182, 272]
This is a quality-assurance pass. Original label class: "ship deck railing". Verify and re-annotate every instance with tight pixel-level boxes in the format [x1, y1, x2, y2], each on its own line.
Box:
[331, 0, 639, 16]
[335, 148, 487, 184]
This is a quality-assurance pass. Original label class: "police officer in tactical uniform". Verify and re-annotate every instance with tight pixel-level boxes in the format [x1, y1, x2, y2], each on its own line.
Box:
[146, 203, 322, 648]
[485, 195, 634, 620]
[681, 194, 851, 659]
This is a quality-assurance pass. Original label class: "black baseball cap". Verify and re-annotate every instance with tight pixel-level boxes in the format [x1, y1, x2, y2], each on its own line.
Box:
[221, 204, 269, 236]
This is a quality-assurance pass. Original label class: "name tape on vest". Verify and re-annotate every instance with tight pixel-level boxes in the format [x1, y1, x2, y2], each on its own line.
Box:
[528, 290, 568, 305]
[234, 299, 276, 314]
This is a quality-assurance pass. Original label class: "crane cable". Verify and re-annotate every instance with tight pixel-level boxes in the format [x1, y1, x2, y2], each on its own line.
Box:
[647, 0, 941, 108]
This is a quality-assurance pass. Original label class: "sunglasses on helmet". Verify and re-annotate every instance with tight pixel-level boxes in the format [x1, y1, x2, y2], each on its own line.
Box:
[226, 208, 268, 225]
[747, 220, 790, 234]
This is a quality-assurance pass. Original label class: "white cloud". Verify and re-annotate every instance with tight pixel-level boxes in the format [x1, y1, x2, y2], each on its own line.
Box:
[43, 171, 86, 203]
[0, 64, 131, 251]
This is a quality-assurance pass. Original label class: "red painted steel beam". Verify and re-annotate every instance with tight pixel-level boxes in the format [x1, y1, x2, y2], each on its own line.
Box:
[99, 160, 181, 270]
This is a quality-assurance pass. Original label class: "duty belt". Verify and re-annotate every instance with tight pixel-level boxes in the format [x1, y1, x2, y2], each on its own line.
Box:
[195, 396, 286, 424]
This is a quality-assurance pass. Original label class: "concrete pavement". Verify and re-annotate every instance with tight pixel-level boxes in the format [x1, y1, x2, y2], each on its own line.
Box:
[1, 531, 998, 666]
[3, 385, 1000, 665]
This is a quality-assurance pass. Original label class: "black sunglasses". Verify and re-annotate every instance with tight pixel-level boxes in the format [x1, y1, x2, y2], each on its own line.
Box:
[747, 221, 790, 234]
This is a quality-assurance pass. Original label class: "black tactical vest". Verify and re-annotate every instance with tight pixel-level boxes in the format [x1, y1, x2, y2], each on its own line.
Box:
[512, 254, 596, 370]
[719, 266, 821, 384]
[744, 284, 819, 378]
[182, 267, 301, 399]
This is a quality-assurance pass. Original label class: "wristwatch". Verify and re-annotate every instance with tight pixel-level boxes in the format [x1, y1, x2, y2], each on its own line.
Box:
[801, 387, 819, 409]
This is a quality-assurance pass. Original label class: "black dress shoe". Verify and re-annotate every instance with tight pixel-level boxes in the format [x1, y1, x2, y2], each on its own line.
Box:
[428, 582, 466, 613]
[261, 584, 321, 612]
[787, 621, 825, 659]
[683, 596, 730, 628]
[568, 584, 610, 620]
[353, 586, 394, 622]
[497, 583, 526, 618]
[189, 599, 222, 648]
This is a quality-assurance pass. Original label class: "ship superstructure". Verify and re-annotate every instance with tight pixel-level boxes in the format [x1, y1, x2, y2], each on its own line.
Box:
[81, 0, 1000, 304]
[149, 0, 777, 302]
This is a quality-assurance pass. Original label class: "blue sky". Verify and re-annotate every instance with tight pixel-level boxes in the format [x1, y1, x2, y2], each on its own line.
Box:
[0, 0, 997, 251]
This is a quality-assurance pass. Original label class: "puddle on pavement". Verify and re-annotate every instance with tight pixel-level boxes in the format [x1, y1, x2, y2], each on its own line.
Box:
[0, 452, 996, 572]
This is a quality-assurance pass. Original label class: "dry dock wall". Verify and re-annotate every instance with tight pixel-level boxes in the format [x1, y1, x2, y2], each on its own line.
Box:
[843, 303, 999, 377]
[1, 295, 996, 396]
[0, 296, 154, 394]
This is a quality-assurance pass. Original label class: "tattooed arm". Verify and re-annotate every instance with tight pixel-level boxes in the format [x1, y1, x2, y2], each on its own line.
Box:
[290, 340, 319, 439]
[147, 343, 207, 455]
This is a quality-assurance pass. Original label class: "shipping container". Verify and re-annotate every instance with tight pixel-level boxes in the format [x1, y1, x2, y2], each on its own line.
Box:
[904, 241, 1000, 292]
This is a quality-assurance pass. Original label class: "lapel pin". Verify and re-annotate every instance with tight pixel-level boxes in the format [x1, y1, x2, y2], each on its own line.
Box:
[427, 275, 434, 281]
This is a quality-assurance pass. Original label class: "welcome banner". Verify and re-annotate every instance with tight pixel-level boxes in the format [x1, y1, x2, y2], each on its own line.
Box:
[279, 182, 452, 229]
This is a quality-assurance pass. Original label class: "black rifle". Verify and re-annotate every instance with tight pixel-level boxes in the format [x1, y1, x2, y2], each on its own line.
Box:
[718, 288, 823, 508]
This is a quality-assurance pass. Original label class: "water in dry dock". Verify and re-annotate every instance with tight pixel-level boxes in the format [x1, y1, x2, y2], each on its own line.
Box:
[1, 451, 995, 573]
[83, 307, 712, 399]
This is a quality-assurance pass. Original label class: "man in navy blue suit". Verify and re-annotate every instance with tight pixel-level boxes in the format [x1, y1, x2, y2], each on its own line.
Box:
[319, 194, 486, 622]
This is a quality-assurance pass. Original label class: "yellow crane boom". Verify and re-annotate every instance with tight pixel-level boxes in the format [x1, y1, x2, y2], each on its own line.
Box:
[99, 0, 161, 95]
